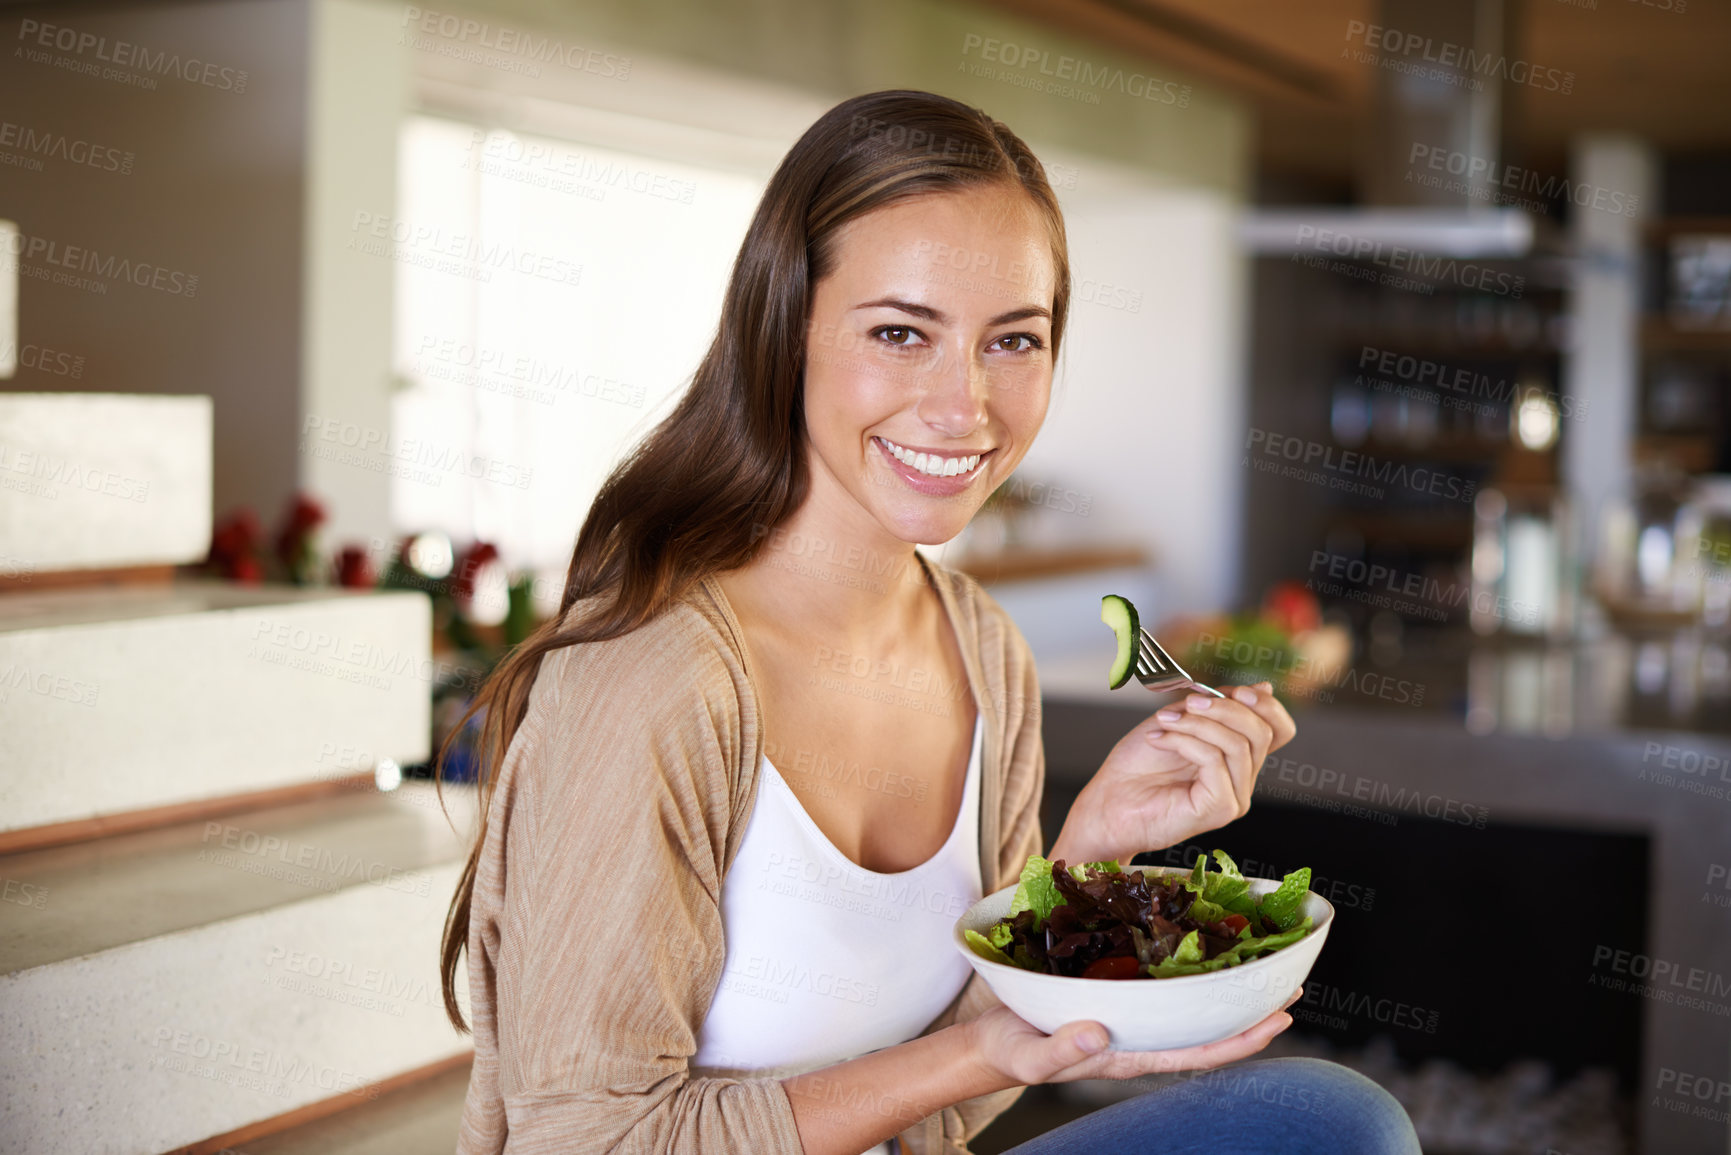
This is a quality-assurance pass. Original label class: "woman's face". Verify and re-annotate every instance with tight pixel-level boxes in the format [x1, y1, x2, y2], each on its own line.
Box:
[801, 184, 1057, 548]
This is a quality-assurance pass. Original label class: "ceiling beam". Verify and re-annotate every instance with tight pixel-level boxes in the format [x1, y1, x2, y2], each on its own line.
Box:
[977, 0, 1350, 110]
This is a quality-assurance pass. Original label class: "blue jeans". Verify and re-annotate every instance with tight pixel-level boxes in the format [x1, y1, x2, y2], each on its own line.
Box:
[998, 1058, 1421, 1155]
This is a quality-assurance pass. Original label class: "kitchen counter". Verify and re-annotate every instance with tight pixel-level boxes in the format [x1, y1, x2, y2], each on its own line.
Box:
[1037, 622, 1731, 740]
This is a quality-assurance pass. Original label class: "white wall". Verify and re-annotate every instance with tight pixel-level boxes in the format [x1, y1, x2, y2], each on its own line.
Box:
[300, 0, 411, 547]
[1015, 157, 1249, 622]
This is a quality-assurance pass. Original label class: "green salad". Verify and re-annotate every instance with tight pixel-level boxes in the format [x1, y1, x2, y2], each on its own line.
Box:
[965, 851, 1316, 980]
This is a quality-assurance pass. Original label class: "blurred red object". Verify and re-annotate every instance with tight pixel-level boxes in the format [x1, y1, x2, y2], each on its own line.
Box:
[334, 544, 376, 589]
[274, 493, 328, 584]
[207, 508, 265, 584]
[449, 542, 500, 607]
[1261, 580, 1322, 636]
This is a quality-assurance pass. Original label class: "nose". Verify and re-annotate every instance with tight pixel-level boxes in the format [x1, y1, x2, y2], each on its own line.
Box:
[915, 344, 988, 438]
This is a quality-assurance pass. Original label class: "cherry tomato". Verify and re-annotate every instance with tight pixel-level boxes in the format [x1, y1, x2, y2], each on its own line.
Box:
[1080, 956, 1141, 981]
[1217, 914, 1250, 935]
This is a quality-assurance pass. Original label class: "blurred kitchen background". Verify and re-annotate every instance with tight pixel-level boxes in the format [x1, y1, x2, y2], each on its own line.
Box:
[2, 0, 1729, 1152]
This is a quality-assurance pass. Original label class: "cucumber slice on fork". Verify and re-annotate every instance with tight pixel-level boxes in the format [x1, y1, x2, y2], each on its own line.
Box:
[1101, 594, 1139, 689]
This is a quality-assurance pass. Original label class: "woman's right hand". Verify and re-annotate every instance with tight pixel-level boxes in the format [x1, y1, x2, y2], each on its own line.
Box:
[963, 992, 1299, 1088]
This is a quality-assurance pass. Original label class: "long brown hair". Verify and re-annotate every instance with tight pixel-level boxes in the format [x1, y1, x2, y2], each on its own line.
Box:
[437, 89, 1072, 1030]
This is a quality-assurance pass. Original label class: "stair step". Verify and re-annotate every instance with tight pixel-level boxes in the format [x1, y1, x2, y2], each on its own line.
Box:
[0, 780, 472, 977]
[0, 783, 476, 1155]
[0, 580, 433, 836]
[0, 392, 212, 573]
[204, 1055, 472, 1155]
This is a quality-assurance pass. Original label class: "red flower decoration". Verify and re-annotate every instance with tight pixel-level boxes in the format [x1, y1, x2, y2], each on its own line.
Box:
[274, 493, 328, 572]
[207, 508, 265, 584]
[449, 542, 501, 607]
[334, 545, 376, 589]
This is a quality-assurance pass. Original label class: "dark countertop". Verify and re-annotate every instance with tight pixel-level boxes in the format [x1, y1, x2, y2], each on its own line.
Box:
[1307, 626, 1731, 741]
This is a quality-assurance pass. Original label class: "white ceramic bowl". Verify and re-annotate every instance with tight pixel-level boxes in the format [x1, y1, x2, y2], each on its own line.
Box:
[953, 867, 1334, 1051]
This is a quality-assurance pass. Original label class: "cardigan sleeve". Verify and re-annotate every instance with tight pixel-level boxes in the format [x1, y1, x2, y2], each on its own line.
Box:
[896, 596, 1048, 1155]
[456, 613, 806, 1155]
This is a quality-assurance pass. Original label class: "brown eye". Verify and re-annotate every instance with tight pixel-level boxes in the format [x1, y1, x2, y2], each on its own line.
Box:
[875, 326, 914, 346]
[994, 333, 1043, 353]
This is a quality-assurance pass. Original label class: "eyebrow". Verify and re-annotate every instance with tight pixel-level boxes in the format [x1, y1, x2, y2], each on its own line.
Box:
[852, 297, 1051, 327]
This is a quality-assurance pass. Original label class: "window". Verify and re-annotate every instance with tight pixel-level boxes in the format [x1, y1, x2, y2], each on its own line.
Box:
[391, 115, 765, 586]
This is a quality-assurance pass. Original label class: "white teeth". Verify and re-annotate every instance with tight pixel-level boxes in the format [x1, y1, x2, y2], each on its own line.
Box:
[879, 438, 984, 479]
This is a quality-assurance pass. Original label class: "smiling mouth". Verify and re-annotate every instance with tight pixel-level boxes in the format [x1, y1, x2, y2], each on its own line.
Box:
[874, 436, 991, 479]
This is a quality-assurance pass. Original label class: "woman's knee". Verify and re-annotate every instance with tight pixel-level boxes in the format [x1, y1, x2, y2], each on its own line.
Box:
[1224, 1057, 1420, 1154]
[1002, 1058, 1420, 1155]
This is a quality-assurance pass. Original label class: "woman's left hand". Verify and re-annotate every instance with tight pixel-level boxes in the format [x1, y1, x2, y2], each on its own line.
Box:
[1049, 682, 1296, 866]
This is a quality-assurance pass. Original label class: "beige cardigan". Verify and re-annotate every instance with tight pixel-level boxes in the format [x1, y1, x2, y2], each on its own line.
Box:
[456, 559, 1047, 1154]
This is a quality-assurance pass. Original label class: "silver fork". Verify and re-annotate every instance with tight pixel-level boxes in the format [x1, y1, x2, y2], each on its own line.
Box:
[1134, 627, 1226, 699]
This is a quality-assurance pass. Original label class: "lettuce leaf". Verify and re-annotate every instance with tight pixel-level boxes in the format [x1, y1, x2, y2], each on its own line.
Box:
[1259, 867, 1312, 932]
[1177, 851, 1253, 924]
[964, 929, 1014, 966]
[1179, 850, 1257, 916]
[1007, 855, 1064, 928]
[1068, 859, 1124, 881]
[1149, 928, 1218, 976]
[1170, 920, 1320, 972]
[988, 922, 1014, 950]
[1183, 852, 1208, 895]
[1208, 850, 1260, 920]
[1147, 954, 1232, 978]
[1211, 916, 1315, 966]
[1173, 929, 1205, 964]
[1249, 918, 1314, 954]
[1186, 896, 1227, 924]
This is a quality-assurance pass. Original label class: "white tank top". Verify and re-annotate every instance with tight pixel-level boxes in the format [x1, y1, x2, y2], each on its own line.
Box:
[693, 715, 984, 1153]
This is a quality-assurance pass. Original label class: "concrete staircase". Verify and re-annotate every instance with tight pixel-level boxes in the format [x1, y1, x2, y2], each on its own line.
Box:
[228, 1058, 474, 1155]
[0, 394, 475, 1154]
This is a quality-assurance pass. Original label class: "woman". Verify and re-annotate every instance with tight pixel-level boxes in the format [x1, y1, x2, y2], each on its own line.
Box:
[444, 89, 1420, 1155]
